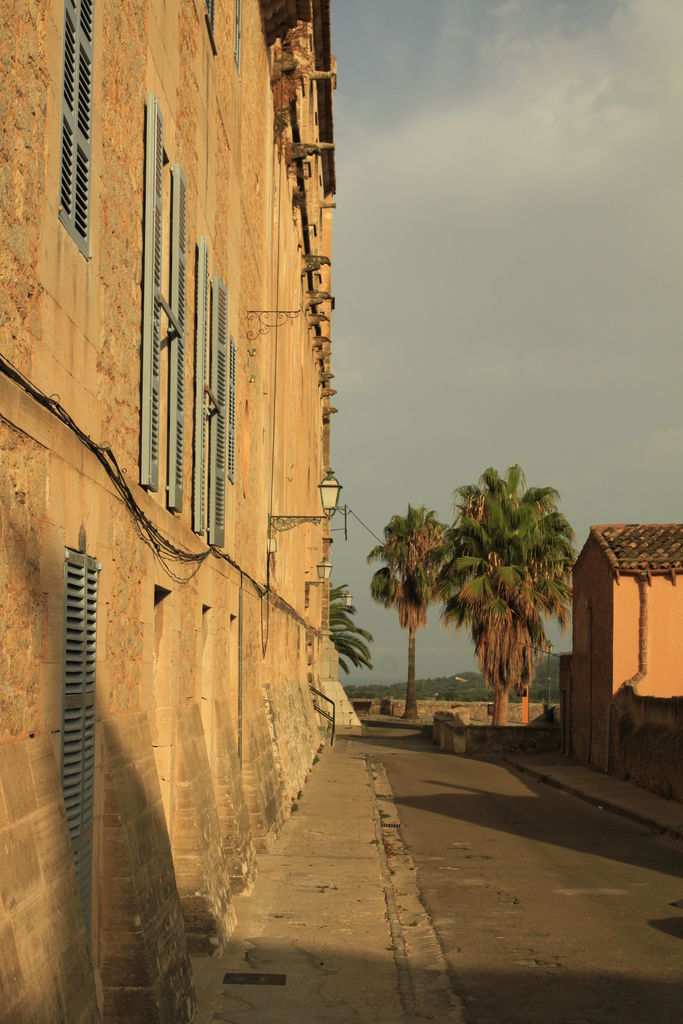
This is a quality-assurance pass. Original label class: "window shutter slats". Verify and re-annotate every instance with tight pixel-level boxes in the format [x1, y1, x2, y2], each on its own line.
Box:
[168, 164, 187, 512]
[61, 549, 99, 944]
[80, 0, 93, 41]
[59, 0, 92, 256]
[209, 278, 228, 547]
[141, 94, 163, 491]
[228, 337, 236, 484]
[234, 0, 242, 69]
[194, 238, 209, 534]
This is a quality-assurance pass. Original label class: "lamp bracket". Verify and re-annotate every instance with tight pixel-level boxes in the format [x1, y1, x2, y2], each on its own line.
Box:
[247, 309, 301, 340]
[269, 513, 327, 533]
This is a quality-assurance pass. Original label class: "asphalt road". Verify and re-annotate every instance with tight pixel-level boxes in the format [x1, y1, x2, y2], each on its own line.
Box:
[353, 722, 683, 1024]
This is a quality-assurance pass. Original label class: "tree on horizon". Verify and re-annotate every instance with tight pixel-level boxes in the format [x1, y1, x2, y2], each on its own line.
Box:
[438, 465, 573, 725]
[367, 505, 445, 720]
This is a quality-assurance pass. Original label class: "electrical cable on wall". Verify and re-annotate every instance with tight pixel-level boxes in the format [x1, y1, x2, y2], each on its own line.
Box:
[0, 349, 269, 591]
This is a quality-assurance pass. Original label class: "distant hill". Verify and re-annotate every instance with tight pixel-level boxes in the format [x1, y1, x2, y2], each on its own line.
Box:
[342, 661, 560, 704]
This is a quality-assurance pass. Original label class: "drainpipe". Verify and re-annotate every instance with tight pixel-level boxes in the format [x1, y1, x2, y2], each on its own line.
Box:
[607, 575, 648, 773]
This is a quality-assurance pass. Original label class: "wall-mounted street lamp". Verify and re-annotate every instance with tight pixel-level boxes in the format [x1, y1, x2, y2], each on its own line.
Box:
[306, 556, 332, 586]
[340, 589, 353, 609]
[269, 469, 342, 533]
[317, 556, 332, 580]
[318, 469, 342, 514]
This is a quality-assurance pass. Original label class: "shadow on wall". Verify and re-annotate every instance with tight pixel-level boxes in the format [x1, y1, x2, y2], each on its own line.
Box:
[98, 714, 196, 1024]
[612, 690, 683, 802]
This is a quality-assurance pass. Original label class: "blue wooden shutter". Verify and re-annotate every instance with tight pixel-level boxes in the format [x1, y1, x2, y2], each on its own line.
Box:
[234, 0, 242, 69]
[168, 164, 187, 512]
[61, 549, 99, 943]
[209, 278, 228, 547]
[228, 336, 236, 484]
[59, 0, 94, 256]
[194, 238, 209, 534]
[141, 94, 163, 491]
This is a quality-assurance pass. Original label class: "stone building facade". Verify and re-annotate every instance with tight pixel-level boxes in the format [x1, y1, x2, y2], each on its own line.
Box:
[0, 1, 337, 1020]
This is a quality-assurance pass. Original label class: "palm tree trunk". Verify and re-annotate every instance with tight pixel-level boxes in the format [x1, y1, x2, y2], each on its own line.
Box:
[403, 627, 418, 720]
[492, 685, 509, 726]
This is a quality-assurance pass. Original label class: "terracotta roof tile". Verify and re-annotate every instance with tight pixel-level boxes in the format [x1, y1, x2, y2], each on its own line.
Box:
[591, 524, 683, 573]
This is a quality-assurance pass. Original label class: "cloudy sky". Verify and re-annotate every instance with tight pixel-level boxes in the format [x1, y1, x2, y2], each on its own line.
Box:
[328, 0, 683, 683]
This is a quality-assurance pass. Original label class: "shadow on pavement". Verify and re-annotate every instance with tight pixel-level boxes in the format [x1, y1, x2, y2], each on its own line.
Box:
[648, 917, 683, 940]
[341, 725, 683, 881]
[195, 938, 683, 1024]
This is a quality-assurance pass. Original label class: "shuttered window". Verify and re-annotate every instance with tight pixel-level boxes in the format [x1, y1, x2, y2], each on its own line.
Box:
[61, 549, 99, 944]
[59, 0, 94, 257]
[194, 239, 210, 535]
[208, 278, 228, 547]
[205, 0, 214, 29]
[141, 94, 164, 491]
[167, 165, 187, 512]
[234, 0, 242, 70]
[228, 336, 236, 484]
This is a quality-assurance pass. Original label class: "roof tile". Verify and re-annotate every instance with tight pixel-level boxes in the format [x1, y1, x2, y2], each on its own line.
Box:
[591, 524, 683, 573]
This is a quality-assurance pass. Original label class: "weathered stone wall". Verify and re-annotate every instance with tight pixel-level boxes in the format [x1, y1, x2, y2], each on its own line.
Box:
[355, 698, 548, 724]
[100, 714, 194, 1023]
[0, 736, 99, 1024]
[610, 689, 683, 803]
[433, 715, 562, 757]
[0, 0, 335, 1019]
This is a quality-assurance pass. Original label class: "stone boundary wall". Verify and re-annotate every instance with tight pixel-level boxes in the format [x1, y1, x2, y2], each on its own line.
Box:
[352, 698, 549, 724]
[433, 713, 561, 756]
[611, 689, 683, 803]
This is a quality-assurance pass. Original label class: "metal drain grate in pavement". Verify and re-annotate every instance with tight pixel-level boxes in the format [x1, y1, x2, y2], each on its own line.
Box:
[223, 973, 286, 986]
[382, 822, 401, 829]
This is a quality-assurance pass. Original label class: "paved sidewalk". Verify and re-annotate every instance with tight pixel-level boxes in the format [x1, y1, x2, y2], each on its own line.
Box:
[504, 752, 683, 840]
[193, 738, 461, 1024]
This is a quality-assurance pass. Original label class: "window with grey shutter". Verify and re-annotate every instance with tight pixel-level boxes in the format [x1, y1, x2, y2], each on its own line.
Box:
[141, 94, 164, 491]
[59, 0, 94, 257]
[61, 548, 99, 944]
[194, 239, 210, 535]
[208, 278, 228, 547]
[167, 165, 187, 512]
[228, 336, 236, 484]
[234, 0, 242, 70]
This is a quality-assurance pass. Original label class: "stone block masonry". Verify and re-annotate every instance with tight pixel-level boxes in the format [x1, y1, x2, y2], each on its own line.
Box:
[0, 736, 99, 1023]
[0, 0, 338, 1019]
[433, 714, 562, 756]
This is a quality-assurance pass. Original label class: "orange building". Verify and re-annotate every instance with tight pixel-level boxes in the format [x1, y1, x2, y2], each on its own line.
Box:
[567, 525, 683, 772]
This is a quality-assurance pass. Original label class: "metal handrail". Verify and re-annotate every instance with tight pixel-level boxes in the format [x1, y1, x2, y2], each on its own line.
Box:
[310, 685, 335, 746]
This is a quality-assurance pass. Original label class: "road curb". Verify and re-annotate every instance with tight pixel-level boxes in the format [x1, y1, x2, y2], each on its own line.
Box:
[503, 757, 683, 842]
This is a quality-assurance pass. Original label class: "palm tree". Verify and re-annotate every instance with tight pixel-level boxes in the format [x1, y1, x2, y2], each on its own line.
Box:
[329, 584, 374, 676]
[368, 505, 445, 720]
[438, 465, 574, 725]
